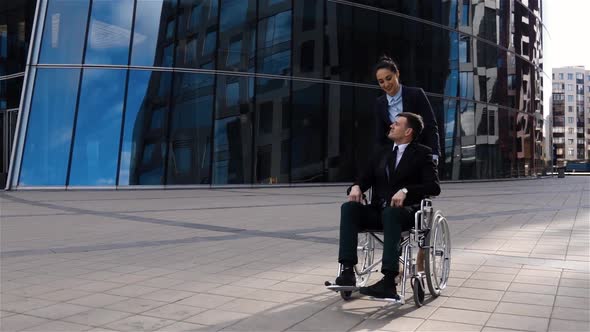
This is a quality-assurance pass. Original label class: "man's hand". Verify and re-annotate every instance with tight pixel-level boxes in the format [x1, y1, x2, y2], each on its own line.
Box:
[348, 185, 363, 203]
[390, 189, 406, 207]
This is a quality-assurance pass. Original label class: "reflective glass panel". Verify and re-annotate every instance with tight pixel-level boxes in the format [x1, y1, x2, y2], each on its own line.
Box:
[349, 5, 378, 85]
[19, 68, 80, 186]
[166, 72, 215, 185]
[325, 84, 354, 182]
[254, 78, 290, 184]
[324, 2, 353, 82]
[119, 70, 172, 185]
[353, 85, 381, 166]
[175, 0, 219, 69]
[69, 69, 126, 186]
[218, 0, 256, 72]
[131, 0, 177, 67]
[0, 77, 23, 110]
[84, 0, 134, 65]
[0, 1, 34, 74]
[39, 0, 90, 64]
[486, 105, 501, 177]
[257, 10, 291, 75]
[212, 75, 254, 184]
[443, 32, 459, 98]
[353, 0, 456, 28]
[442, 97, 460, 180]
[291, 81, 324, 183]
[459, 101, 475, 179]
[293, 0, 323, 78]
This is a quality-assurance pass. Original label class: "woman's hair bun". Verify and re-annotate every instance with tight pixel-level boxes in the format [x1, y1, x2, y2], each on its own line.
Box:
[378, 55, 394, 63]
[374, 55, 399, 74]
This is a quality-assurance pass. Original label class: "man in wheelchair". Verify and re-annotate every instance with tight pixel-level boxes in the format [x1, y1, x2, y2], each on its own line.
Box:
[336, 112, 441, 299]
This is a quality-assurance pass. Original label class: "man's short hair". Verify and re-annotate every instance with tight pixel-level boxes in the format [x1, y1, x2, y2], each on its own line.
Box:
[397, 112, 424, 140]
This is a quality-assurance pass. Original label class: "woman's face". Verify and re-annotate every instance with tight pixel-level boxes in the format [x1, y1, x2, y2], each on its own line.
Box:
[376, 68, 400, 96]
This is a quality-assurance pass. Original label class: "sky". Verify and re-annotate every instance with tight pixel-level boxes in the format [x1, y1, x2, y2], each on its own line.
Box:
[544, 0, 590, 70]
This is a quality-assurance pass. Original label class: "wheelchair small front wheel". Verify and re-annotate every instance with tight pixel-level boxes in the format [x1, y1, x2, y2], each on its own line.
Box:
[340, 291, 352, 301]
[412, 277, 425, 307]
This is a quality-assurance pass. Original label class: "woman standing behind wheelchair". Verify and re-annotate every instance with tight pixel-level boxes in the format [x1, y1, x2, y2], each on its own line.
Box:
[372, 56, 441, 163]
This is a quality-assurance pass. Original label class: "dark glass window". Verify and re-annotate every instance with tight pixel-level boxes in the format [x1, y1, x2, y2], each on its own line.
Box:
[131, 0, 177, 67]
[254, 78, 290, 184]
[261, 11, 291, 48]
[324, 2, 353, 82]
[0, 77, 23, 110]
[84, 0, 134, 65]
[461, 0, 470, 26]
[175, 0, 219, 69]
[459, 100, 476, 179]
[39, 0, 90, 64]
[325, 84, 354, 182]
[291, 81, 324, 183]
[19, 68, 80, 186]
[475, 104, 488, 136]
[257, 11, 291, 75]
[212, 76, 254, 184]
[444, 32, 459, 98]
[0, 1, 34, 75]
[350, 5, 378, 85]
[226, 39, 241, 66]
[119, 70, 172, 185]
[460, 72, 474, 99]
[443, 0, 459, 28]
[354, 0, 453, 28]
[442, 98, 459, 180]
[459, 35, 470, 63]
[352, 85, 381, 170]
[166, 72, 215, 185]
[460, 101, 475, 138]
[293, 0, 323, 78]
[218, 0, 256, 72]
[69, 69, 126, 186]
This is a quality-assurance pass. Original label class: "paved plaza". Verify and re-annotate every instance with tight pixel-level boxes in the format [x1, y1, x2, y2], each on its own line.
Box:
[1, 177, 589, 331]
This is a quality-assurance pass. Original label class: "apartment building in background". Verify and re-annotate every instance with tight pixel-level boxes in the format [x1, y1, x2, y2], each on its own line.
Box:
[551, 66, 590, 166]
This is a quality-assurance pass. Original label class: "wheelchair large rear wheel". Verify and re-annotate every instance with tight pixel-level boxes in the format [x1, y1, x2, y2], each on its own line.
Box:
[424, 211, 451, 297]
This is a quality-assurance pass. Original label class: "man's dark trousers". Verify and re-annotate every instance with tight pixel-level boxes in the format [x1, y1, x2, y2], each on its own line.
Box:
[338, 201, 413, 275]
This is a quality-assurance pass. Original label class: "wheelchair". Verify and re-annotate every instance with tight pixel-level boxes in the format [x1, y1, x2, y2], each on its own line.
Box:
[325, 198, 451, 307]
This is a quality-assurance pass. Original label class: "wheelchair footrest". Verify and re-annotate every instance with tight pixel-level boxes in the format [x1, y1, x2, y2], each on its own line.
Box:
[326, 285, 359, 292]
[368, 296, 405, 305]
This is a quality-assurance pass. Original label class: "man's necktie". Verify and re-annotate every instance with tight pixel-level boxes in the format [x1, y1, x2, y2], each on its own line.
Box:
[388, 146, 399, 180]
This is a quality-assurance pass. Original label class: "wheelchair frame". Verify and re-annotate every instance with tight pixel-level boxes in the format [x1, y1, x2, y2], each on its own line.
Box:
[326, 198, 451, 307]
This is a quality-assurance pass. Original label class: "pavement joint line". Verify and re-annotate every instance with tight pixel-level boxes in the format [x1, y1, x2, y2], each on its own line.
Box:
[2, 193, 587, 221]
[0, 191, 346, 204]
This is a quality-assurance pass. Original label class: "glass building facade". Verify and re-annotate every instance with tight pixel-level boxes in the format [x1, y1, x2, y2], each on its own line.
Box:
[4, 0, 549, 189]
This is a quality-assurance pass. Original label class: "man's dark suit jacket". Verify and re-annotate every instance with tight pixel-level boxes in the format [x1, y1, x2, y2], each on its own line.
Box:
[349, 142, 441, 211]
[374, 86, 441, 156]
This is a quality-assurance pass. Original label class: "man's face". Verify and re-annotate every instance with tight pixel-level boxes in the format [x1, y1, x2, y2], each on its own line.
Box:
[388, 116, 411, 142]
